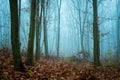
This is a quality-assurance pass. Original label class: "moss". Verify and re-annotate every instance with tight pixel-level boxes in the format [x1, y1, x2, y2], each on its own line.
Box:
[2, 72, 8, 80]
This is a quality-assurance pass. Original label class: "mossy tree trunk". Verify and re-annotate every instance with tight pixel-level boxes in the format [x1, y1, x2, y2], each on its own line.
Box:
[9, 0, 25, 71]
[26, 0, 36, 66]
[93, 0, 100, 67]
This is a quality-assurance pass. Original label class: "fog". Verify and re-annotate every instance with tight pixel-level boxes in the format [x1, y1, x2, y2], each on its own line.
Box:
[0, 0, 120, 59]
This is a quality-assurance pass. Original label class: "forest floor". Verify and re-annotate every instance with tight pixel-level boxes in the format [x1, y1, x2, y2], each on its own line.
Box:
[0, 50, 120, 80]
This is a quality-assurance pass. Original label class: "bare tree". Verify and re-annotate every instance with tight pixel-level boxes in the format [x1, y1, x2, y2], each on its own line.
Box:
[35, 0, 43, 61]
[26, 0, 36, 66]
[43, 0, 49, 58]
[116, 0, 120, 61]
[93, 0, 100, 67]
[9, 0, 25, 71]
[57, 0, 61, 57]
[71, 0, 89, 59]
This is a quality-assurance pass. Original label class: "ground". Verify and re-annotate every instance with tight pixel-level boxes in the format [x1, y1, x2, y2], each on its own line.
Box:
[0, 50, 120, 80]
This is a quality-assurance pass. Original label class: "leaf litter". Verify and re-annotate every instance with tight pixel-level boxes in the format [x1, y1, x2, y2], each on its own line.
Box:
[0, 52, 120, 80]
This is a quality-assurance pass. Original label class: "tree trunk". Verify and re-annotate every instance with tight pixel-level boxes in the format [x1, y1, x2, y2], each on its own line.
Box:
[57, 0, 61, 57]
[26, 0, 36, 66]
[93, 0, 100, 67]
[9, 0, 25, 71]
[35, 0, 43, 61]
[43, 0, 48, 58]
[116, 0, 120, 61]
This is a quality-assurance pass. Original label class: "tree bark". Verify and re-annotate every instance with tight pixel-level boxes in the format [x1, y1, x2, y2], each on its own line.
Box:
[9, 0, 25, 71]
[57, 0, 61, 57]
[35, 0, 43, 61]
[93, 0, 100, 67]
[26, 0, 36, 66]
[116, 0, 120, 61]
[43, 0, 48, 58]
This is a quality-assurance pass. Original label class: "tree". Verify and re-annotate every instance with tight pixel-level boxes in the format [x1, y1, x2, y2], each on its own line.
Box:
[71, 0, 89, 59]
[35, 0, 43, 61]
[57, 0, 61, 57]
[43, 0, 49, 58]
[116, 0, 120, 61]
[93, 0, 100, 67]
[26, 0, 36, 66]
[9, 0, 25, 71]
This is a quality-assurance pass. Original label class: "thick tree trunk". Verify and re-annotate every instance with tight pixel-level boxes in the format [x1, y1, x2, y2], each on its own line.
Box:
[93, 0, 100, 67]
[9, 0, 25, 71]
[26, 0, 36, 66]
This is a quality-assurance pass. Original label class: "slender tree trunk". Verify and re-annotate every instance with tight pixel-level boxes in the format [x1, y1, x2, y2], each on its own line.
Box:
[82, 0, 88, 60]
[43, 0, 48, 58]
[116, 0, 120, 61]
[81, 34, 84, 52]
[19, 0, 21, 22]
[57, 0, 61, 57]
[26, 0, 36, 66]
[93, 0, 100, 67]
[35, 0, 43, 61]
[35, 0, 40, 61]
[9, 0, 25, 71]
